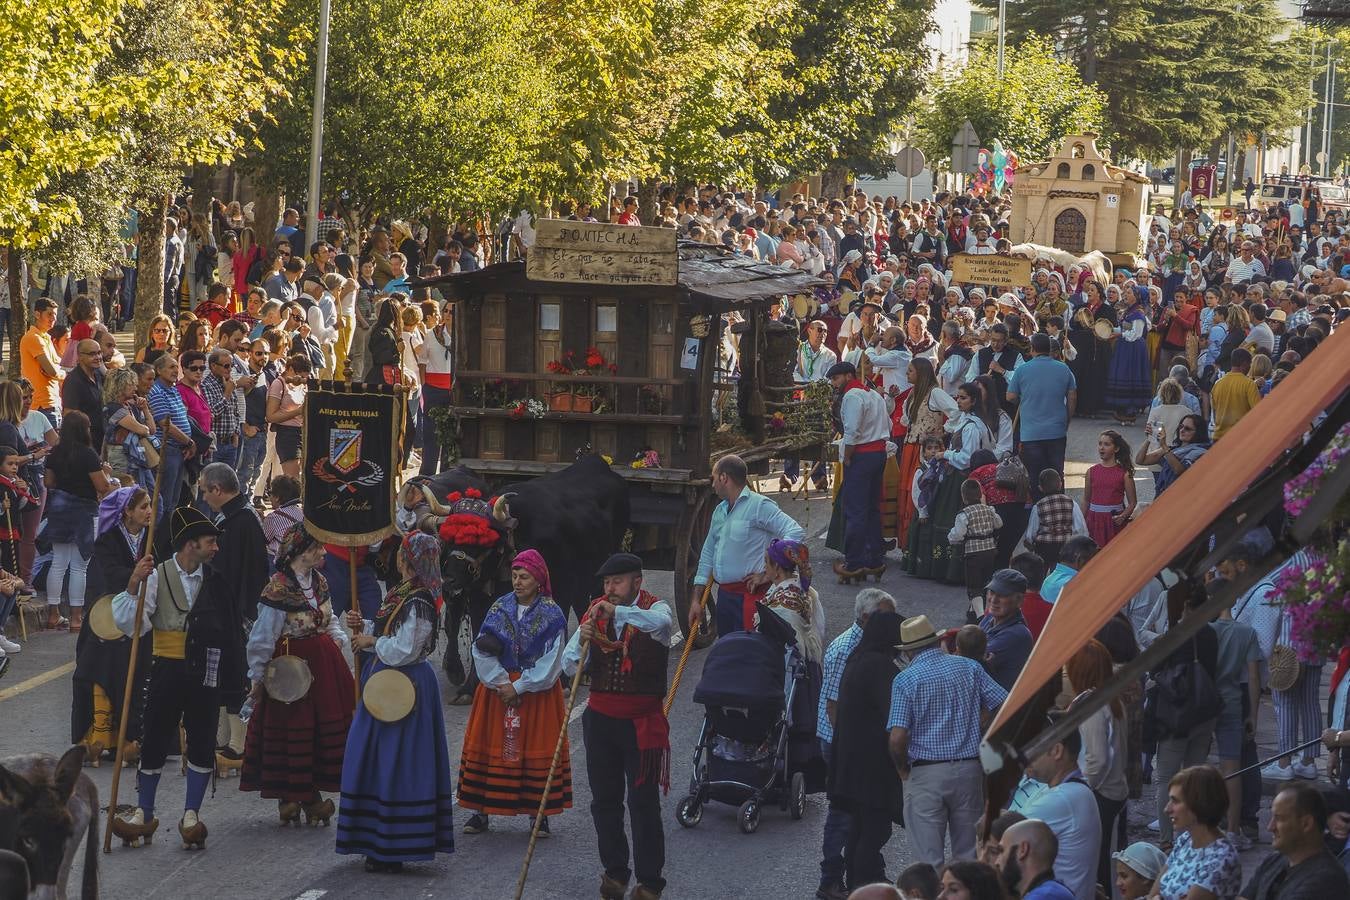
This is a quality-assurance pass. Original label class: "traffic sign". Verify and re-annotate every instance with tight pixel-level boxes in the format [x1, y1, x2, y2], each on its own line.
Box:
[894, 146, 926, 178]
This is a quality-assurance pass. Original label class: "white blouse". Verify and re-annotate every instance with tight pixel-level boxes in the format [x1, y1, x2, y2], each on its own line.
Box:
[246, 571, 353, 681]
[360, 606, 436, 668]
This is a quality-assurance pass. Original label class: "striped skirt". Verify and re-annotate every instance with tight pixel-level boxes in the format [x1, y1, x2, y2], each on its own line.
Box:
[457, 677, 572, 816]
[240, 633, 354, 800]
[337, 659, 455, 862]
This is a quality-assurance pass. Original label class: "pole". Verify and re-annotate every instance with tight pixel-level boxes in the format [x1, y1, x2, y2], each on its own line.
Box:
[1224, 736, 1324, 780]
[349, 550, 360, 706]
[1323, 41, 1334, 177]
[103, 425, 169, 852]
[1225, 132, 1236, 207]
[996, 0, 1006, 80]
[514, 636, 590, 900]
[664, 583, 710, 717]
[1307, 39, 1316, 171]
[906, 173, 913, 205]
[1328, 52, 1338, 177]
[304, 0, 333, 248]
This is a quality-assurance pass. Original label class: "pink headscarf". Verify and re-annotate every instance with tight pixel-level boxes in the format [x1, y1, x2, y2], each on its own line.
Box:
[511, 549, 553, 598]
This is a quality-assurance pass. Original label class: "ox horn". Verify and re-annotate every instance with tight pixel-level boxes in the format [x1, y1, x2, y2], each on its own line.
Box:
[492, 492, 517, 524]
[421, 484, 452, 516]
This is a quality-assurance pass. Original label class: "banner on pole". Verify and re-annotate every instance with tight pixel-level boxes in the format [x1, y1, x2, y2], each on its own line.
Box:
[949, 252, 1033, 289]
[302, 383, 403, 545]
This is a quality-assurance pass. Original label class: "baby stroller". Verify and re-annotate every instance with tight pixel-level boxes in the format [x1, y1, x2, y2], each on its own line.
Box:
[675, 604, 824, 834]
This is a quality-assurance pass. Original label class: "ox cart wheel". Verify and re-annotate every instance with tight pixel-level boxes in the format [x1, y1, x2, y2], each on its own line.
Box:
[673, 488, 717, 649]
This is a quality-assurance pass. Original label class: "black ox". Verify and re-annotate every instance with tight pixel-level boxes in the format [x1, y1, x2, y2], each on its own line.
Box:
[412, 455, 629, 694]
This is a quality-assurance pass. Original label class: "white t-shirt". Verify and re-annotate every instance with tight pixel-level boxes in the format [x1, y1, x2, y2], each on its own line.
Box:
[20, 410, 52, 446]
[1019, 778, 1101, 900]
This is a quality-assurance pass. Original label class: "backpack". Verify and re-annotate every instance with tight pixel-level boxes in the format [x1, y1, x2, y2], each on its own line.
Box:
[1146, 636, 1221, 740]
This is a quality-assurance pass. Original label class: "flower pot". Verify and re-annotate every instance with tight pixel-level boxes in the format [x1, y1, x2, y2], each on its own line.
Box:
[572, 394, 594, 413]
[548, 391, 574, 412]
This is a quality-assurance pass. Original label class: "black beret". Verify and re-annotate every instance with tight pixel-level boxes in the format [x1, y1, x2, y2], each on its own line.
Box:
[595, 552, 643, 577]
[825, 361, 857, 379]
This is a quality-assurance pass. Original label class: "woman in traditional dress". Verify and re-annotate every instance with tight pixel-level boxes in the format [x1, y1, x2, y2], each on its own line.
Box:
[337, 532, 455, 872]
[759, 539, 824, 664]
[457, 548, 571, 836]
[1103, 285, 1153, 424]
[1067, 279, 1115, 416]
[895, 358, 956, 548]
[73, 486, 152, 764]
[903, 381, 993, 583]
[241, 523, 354, 826]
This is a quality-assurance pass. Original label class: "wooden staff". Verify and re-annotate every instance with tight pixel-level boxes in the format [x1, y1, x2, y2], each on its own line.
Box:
[2, 493, 16, 582]
[664, 581, 711, 716]
[514, 635, 590, 900]
[103, 421, 168, 853]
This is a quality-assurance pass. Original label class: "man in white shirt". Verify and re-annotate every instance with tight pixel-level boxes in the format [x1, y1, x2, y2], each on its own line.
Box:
[1225, 242, 1267, 285]
[830, 362, 891, 580]
[419, 302, 455, 476]
[1246, 304, 1276, 355]
[302, 278, 340, 377]
[863, 326, 913, 395]
[785, 321, 837, 490]
[1019, 710, 1102, 900]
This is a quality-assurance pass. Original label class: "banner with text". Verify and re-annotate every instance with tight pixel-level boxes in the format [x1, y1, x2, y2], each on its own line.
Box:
[527, 220, 678, 286]
[950, 252, 1033, 289]
[303, 385, 402, 545]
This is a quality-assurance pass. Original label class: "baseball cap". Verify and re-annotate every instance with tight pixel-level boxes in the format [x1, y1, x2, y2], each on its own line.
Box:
[985, 568, 1028, 595]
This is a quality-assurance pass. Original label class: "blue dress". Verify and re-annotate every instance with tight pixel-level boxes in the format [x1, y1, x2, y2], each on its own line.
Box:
[336, 589, 455, 863]
[1103, 305, 1152, 413]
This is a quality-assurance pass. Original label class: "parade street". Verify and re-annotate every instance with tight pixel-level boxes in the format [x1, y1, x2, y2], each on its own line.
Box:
[0, 418, 1134, 900]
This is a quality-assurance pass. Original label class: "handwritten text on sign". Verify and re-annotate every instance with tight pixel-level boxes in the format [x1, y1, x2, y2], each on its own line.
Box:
[949, 252, 1033, 289]
[528, 220, 678, 286]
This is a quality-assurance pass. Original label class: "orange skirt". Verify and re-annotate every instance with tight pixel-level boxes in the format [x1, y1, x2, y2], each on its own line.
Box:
[457, 675, 572, 816]
[896, 442, 922, 545]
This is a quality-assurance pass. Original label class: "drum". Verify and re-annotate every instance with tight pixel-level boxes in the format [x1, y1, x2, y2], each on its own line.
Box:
[363, 668, 415, 723]
[263, 655, 313, 704]
[1093, 320, 1115, 341]
[88, 595, 124, 642]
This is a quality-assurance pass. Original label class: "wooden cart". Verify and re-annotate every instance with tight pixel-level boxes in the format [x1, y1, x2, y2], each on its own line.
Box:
[422, 231, 825, 630]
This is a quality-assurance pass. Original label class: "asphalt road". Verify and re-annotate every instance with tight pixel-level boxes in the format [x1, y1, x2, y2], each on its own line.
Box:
[0, 417, 1151, 900]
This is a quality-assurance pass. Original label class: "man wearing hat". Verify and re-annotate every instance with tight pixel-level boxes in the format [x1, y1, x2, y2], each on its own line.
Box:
[829, 361, 890, 581]
[563, 553, 678, 900]
[888, 613, 1007, 867]
[111, 507, 245, 850]
[979, 568, 1034, 691]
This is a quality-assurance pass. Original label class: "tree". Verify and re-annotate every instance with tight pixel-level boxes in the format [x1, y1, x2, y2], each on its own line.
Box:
[913, 38, 1107, 170]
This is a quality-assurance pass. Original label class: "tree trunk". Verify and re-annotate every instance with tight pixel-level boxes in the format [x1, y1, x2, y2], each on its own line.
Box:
[1234, 145, 1250, 208]
[7, 248, 25, 380]
[819, 164, 849, 204]
[253, 188, 284, 252]
[133, 196, 169, 350]
[636, 177, 662, 226]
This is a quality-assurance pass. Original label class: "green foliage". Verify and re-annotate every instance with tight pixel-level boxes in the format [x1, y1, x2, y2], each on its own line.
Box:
[914, 38, 1106, 169]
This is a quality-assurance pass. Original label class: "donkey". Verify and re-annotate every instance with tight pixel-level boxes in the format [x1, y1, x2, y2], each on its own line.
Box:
[0, 746, 98, 900]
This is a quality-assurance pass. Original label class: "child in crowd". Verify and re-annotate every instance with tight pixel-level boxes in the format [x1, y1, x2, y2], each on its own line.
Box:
[1023, 468, 1086, 566]
[948, 478, 1001, 622]
[897, 862, 940, 900]
[0, 445, 34, 665]
[1082, 430, 1136, 548]
[910, 435, 946, 525]
[953, 624, 987, 663]
[1111, 842, 1168, 900]
[1011, 552, 1050, 640]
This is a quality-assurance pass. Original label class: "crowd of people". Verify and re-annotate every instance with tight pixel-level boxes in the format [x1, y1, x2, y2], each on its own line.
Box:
[3, 179, 1350, 900]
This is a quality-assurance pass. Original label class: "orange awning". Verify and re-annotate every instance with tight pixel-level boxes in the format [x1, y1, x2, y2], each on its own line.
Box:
[986, 324, 1350, 737]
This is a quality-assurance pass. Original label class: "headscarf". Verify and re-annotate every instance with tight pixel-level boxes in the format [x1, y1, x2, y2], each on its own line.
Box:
[767, 539, 812, 593]
[274, 521, 319, 572]
[97, 486, 140, 538]
[511, 548, 553, 598]
[401, 532, 442, 593]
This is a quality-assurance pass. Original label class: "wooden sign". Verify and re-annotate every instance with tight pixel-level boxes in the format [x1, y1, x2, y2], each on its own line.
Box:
[528, 220, 678, 286]
[949, 252, 1033, 289]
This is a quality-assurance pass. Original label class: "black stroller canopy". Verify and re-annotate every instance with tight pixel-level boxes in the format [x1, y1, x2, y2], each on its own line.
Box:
[693, 631, 787, 710]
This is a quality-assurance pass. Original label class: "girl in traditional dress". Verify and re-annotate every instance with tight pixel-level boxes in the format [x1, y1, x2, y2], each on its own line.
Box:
[458, 548, 571, 836]
[338, 532, 455, 872]
[1082, 430, 1136, 547]
[73, 487, 152, 763]
[241, 523, 354, 826]
[1104, 285, 1153, 424]
[896, 359, 957, 547]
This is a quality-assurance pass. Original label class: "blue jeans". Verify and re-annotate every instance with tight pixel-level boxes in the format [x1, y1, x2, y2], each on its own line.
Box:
[322, 553, 383, 620]
[212, 440, 239, 471]
[819, 740, 852, 888]
[1019, 437, 1067, 500]
[157, 444, 185, 522]
[841, 450, 885, 570]
[236, 430, 267, 497]
[419, 384, 452, 476]
[0, 592, 15, 634]
[783, 454, 825, 483]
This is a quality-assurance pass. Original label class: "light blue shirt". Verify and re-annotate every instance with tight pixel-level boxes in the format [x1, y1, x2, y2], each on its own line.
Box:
[817, 622, 863, 742]
[1006, 355, 1076, 441]
[888, 648, 1007, 761]
[1041, 562, 1076, 604]
[694, 486, 804, 587]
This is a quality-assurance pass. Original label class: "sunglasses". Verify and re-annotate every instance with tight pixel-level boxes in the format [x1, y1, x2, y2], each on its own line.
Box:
[186, 365, 206, 372]
[289, 313, 303, 320]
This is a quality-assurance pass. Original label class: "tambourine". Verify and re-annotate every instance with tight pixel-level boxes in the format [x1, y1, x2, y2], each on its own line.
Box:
[791, 293, 812, 319]
[263, 655, 314, 704]
[1093, 320, 1115, 341]
[88, 594, 124, 642]
[363, 668, 415, 722]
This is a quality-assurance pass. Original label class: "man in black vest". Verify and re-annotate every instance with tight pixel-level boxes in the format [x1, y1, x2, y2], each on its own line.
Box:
[564, 553, 678, 900]
[967, 323, 1023, 415]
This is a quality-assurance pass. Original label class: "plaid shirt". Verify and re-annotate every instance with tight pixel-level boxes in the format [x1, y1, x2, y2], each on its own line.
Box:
[817, 622, 863, 742]
[954, 503, 999, 555]
[201, 372, 243, 445]
[262, 501, 305, 562]
[888, 647, 1007, 761]
[1034, 494, 1076, 543]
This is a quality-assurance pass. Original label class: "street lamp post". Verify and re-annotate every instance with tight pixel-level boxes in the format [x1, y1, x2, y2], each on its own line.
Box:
[997, 0, 1006, 79]
[304, 0, 333, 248]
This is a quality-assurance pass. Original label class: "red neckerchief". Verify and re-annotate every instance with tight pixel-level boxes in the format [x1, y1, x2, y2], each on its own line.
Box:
[0, 474, 31, 501]
[581, 589, 660, 674]
[1331, 647, 1350, 702]
[844, 379, 870, 394]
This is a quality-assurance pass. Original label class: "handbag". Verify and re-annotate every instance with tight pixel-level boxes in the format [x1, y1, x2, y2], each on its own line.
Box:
[1269, 614, 1302, 692]
[1146, 637, 1221, 739]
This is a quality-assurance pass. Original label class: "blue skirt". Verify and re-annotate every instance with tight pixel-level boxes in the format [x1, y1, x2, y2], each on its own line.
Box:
[1103, 338, 1152, 413]
[336, 658, 455, 862]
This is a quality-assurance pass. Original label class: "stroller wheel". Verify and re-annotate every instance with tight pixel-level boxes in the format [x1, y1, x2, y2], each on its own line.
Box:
[737, 800, 760, 834]
[789, 772, 807, 820]
[675, 795, 702, 828]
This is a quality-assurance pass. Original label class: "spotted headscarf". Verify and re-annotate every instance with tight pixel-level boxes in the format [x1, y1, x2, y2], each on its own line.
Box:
[767, 538, 812, 593]
[274, 521, 319, 572]
[400, 532, 442, 593]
